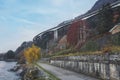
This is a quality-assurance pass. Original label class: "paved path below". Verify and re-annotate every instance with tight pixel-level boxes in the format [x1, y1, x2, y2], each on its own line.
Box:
[38, 63, 99, 80]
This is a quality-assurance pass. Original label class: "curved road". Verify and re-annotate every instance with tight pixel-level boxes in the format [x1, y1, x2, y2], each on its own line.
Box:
[39, 63, 99, 80]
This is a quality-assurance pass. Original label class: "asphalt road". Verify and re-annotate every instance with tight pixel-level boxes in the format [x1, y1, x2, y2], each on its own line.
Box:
[38, 63, 99, 80]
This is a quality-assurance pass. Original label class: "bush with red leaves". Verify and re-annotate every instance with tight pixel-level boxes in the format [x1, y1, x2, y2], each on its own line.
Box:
[67, 20, 83, 46]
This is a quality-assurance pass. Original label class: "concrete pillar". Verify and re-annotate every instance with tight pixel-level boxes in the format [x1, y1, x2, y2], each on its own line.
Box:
[105, 63, 110, 80]
[105, 53, 110, 80]
[54, 30, 58, 41]
[116, 64, 120, 80]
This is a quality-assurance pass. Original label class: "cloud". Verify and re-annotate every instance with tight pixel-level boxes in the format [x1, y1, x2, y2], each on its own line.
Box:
[8, 16, 36, 24]
[26, 8, 59, 15]
[15, 18, 36, 25]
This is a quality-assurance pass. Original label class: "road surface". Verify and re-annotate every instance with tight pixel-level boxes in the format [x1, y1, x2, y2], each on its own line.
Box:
[39, 63, 99, 80]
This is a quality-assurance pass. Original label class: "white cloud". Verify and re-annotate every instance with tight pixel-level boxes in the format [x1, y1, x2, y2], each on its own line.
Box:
[16, 18, 36, 25]
[9, 16, 37, 25]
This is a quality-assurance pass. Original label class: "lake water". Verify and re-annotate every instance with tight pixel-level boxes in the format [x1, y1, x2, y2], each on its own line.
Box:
[0, 61, 18, 80]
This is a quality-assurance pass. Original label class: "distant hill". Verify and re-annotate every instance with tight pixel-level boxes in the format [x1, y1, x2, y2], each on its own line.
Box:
[15, 41, 33, 55]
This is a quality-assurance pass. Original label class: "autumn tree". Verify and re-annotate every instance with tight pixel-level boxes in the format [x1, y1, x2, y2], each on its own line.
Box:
[24, 44, 40, 64]
[67, 20, 82, 47]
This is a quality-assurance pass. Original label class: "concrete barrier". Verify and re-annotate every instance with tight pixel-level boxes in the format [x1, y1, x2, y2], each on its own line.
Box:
[50, 53, 120, 80]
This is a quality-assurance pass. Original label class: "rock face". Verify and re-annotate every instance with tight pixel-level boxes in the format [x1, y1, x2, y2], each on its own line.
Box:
[9, 64, 45, 80]
[9, 65, 20, 72]
[22, 67, 47, 80]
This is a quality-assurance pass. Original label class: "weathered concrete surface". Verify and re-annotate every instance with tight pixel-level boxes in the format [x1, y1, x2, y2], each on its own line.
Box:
[50, 53, 120, 80]
[38, 63, 98, 80]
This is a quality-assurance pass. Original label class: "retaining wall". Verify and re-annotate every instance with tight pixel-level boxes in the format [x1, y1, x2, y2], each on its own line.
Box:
[50, 53, 120, 80]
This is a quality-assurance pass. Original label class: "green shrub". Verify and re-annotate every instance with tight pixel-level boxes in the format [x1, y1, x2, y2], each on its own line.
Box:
[111, 33, 120, 46]
[80, 40, 99, 52]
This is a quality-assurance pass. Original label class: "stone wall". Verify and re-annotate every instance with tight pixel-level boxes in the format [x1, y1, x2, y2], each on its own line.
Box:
[50, 53, 120, 80]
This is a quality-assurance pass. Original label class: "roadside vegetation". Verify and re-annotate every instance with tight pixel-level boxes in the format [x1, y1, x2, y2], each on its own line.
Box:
[35, 63, 60, 80]
[24, 44, 40, 66]
[50, 45, 120, 58]
[23, 44, 60, 80]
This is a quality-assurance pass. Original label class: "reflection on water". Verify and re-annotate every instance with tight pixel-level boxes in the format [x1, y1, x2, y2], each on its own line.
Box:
[0, 61, 18, 80]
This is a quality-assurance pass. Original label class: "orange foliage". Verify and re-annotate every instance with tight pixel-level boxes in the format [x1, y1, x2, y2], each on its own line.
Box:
[67, 20, 82, 46]
[24, 44, 40, 64]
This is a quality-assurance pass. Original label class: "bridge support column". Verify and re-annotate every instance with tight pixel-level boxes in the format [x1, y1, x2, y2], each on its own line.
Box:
[54, 30, 58, 41]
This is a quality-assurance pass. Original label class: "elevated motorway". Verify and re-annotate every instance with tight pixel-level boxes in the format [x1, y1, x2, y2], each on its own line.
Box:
[33, 0, 120, 45]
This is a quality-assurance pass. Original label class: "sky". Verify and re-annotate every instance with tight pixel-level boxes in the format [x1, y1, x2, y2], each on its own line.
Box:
[0, 0, 97, 53]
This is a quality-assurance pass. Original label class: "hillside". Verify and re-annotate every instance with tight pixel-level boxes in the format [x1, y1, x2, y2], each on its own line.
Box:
[14, 0, 120, 57]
